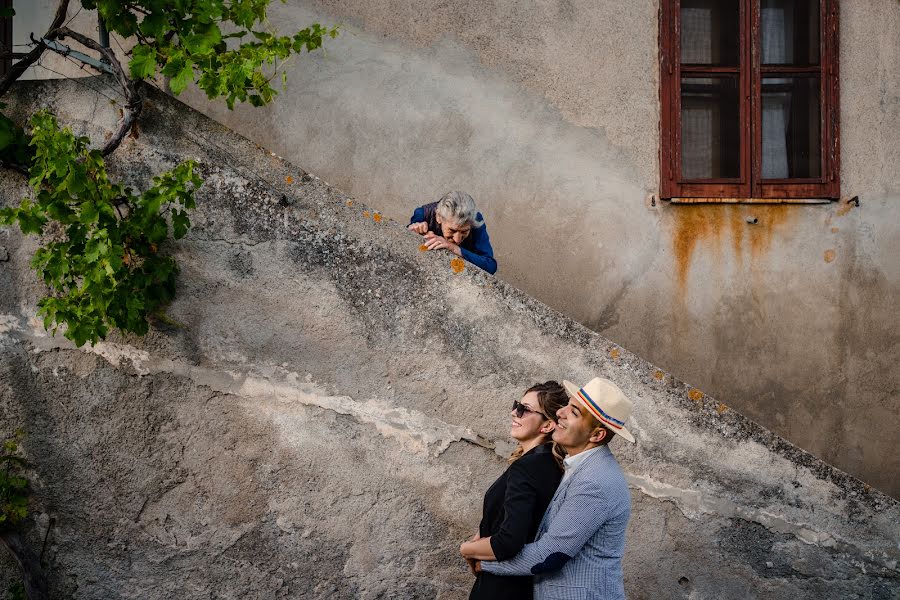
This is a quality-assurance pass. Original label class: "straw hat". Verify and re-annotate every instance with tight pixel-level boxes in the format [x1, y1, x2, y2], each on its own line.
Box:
[562, 377, 635, 443]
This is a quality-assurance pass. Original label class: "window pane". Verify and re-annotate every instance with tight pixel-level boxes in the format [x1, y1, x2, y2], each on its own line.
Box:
[761, 0, 820, 66]
[680, 0, 740, 66]
[761, 77, 821, 178]
[681, 77, 741, 179]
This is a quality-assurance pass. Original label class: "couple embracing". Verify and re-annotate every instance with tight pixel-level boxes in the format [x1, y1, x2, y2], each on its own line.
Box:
[460, 377, 634, 600]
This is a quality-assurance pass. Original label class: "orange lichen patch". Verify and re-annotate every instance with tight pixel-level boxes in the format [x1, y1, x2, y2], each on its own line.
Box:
[824, 249, 836, 263]
[450, 257, 465, 273]
[687, 388, 704, 402]
[830, 227, 839, 233]
[373, 213, 383, 222]
[609, 348, 620, 360]
[346, 200, 354, 207]
[716, 403, 728, 414]
[653, 370, 665, 381]
[362, 211, 370, 218]
[285, 176, 294, 184]
[419, 244, 429, 252]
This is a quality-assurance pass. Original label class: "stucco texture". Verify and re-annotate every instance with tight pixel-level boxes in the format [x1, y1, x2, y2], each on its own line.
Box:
[0, 79, 898, 599]
[178, 0, 900, 497]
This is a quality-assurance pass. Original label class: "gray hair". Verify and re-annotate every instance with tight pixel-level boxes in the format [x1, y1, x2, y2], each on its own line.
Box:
[435, 191, 484, 228]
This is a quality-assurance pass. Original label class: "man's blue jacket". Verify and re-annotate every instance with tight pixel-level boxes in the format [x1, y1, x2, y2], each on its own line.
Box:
[480, 445, 631, 600]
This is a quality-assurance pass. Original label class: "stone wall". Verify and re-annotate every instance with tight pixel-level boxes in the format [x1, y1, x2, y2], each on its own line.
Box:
[178, 0, 900, 497]
[0, 80, 897, 599]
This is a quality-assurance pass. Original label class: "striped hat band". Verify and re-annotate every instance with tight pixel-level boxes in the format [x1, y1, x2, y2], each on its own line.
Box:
[577, 388, 624, 430]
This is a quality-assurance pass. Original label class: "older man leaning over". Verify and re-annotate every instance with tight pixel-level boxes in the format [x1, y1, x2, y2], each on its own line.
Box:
[477, 377, 635, 600]
[408, 191, 497, 274]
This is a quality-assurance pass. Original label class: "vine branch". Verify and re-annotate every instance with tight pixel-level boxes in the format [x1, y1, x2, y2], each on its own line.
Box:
[0, 530, 48, 600]
[49, 26, 142, 156]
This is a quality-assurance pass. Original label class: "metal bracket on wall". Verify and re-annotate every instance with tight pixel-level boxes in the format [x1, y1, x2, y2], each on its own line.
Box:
[37, 36, 114, 75]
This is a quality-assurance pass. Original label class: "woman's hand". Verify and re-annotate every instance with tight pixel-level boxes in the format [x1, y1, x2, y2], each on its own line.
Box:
[407, 222, 429, 235]
[423, 231, 462, 256]
[461, 533, 481, 575]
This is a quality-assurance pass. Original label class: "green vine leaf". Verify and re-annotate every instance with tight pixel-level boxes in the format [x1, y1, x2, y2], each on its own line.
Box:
[91, 0, 338, 109]
[129, 44, 158, 80]
[2, 0, 337, 347]
[2, 112, 202, 347]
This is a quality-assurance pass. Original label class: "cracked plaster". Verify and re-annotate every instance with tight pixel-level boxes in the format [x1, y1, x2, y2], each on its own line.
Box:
[0, 79, 897, 599]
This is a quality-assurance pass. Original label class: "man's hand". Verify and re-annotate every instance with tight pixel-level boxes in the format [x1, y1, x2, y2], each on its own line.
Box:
[466, 557, 478, 575]
[423, 231, 462, 256]
[407, 222, 429, 235]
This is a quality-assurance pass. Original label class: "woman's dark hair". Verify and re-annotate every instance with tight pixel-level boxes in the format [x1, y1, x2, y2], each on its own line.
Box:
[508, 381, 569, 468]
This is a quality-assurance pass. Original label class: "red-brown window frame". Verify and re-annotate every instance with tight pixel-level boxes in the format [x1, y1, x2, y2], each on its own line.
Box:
[659, 0, 840, 200]
[0, 0, 12, 79]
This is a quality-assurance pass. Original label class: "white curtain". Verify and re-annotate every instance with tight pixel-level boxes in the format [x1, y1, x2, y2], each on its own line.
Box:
[761, 3, 792, 178]
[682, 7, 713, 64]
[683, 99, 717, 179]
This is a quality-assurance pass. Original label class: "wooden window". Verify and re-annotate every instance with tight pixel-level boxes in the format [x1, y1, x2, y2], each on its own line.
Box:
[0, 0, 11, 78]
[660, 0, 840, 200]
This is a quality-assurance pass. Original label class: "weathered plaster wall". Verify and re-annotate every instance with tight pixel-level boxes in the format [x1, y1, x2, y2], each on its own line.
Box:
[1, 80, 898, 599]
[178, 0, 900, 497]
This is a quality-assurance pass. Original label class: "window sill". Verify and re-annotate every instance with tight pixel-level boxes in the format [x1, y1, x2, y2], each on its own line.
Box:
[668, 197, 837, 205]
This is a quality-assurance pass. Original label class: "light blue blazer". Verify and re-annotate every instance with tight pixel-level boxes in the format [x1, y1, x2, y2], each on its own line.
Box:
[480, 445, 631, 600]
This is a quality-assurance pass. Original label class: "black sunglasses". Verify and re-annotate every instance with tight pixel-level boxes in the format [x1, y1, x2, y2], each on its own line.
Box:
[512, 400, 546, 419]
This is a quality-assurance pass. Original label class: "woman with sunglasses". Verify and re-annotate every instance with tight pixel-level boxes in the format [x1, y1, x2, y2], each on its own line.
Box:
[460, 381, 568, 600]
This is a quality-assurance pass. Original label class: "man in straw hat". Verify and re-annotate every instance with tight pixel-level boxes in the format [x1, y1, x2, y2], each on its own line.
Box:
[478, 376, 634, 600]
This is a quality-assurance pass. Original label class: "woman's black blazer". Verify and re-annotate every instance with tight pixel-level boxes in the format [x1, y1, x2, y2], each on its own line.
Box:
[469, 443, 563, 600]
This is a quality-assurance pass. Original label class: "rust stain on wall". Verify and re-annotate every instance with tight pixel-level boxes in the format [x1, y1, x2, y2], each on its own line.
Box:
[746, 205, 793, 261]
[836, 201, 854, 217]
[671, 206, 724, 292]
[728, 207, 745, 268]
[671, 204, 796, 292]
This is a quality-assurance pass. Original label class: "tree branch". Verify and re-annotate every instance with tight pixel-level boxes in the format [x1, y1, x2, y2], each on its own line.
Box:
[0, 0, 71, 97]
[0, 529, 49, 600]
[50, 27, 143, 156]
